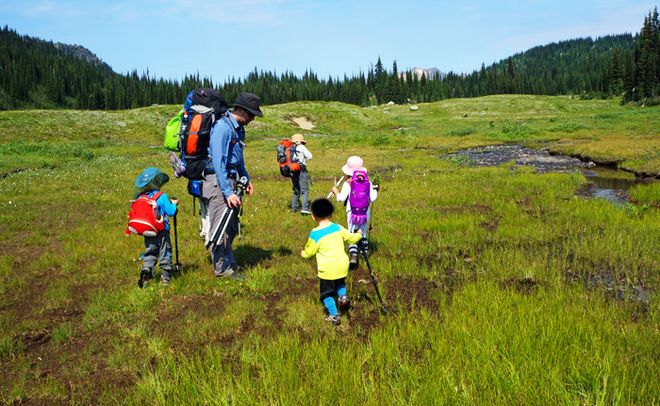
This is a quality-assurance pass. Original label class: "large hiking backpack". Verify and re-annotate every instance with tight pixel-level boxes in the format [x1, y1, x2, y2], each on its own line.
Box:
[348, 170, 370, 226]
[178, 88, 230, 180]
[276, 140, 300, 177]
[126, 191, 165, 237]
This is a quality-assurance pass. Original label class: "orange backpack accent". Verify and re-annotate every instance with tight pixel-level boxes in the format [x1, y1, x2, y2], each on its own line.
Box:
[276, 139, 301, 177]
[186, 114, 204, 156]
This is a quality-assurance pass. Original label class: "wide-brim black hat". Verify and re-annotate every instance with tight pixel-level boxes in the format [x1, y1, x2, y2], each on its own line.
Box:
[232, 92, 263, 118]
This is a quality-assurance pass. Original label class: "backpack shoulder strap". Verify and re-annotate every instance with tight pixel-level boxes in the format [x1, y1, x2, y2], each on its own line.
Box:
[220, 114, 237, 140]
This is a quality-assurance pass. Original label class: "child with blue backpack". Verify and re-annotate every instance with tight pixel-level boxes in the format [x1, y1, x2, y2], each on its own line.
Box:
[331, 156, 379, 270]
[301, 197, 363, 325]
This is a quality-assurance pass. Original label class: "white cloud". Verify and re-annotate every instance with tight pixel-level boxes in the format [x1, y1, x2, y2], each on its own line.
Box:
[1, 0, 83, 19]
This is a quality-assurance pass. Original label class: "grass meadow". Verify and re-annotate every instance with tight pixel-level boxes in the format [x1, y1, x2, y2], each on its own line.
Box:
[1, 95, 660, 405]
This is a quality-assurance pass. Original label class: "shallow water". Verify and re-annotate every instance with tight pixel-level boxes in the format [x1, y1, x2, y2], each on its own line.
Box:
[581, 168, 636, 204]
[442, 145, 641, 204]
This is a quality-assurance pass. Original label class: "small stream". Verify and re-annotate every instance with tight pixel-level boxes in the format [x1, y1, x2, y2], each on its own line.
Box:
[581, 169, 636, 205]
[442, 144, 642, 204]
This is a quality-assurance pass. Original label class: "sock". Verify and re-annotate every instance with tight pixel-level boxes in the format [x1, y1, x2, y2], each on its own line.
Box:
[349, 245, 358, 256]
[323, 297, 338, 316]
[337, 285, 347, 298]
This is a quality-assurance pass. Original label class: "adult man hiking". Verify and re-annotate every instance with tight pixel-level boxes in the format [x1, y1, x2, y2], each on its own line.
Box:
[202, 92, 263, 279]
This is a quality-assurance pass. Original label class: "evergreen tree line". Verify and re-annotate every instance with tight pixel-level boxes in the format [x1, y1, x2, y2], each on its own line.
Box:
[606, 7, 660, 104]
[1, 9, 658, 111]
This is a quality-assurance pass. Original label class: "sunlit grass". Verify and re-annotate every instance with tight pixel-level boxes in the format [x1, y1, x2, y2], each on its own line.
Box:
[0, 96, 659, 404]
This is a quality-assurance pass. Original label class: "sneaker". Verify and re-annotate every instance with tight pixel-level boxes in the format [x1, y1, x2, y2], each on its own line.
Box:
[300, 209, 311, 215]
[161, 277, 170, 286]
[291, 209, 298, 214]
[349, 255, 358, 270]
[325, 314, 341, 326]
[338, 294, 350, 311]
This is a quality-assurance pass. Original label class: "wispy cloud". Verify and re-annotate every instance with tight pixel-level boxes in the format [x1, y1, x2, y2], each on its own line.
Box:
[171, 0, 299, 25]
[1, 0, 83, 19]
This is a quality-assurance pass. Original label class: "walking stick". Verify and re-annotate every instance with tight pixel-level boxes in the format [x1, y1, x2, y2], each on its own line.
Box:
[358, 238, 387, 315]
[327, 176, 345, 198]
[368, 201, 374, 241]
[172, 202, 182, 271]
[206, 177, 248, 251]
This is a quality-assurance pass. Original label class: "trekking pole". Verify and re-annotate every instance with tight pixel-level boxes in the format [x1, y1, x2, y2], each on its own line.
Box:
[368, 177, 380, 241]
[238, 195, 245, 240]
[327, 176, 345, 198]
[206, 177, 248, 251]
[358, 238, 387, 315]
[172, 199, 182, 271]
[368, 201, 374, 241]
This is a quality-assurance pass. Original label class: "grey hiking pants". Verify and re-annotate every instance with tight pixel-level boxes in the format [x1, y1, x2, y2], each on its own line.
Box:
[291, 169, 310, 212]
[142, 230, 173, 281]
[202, 174, 239, 277]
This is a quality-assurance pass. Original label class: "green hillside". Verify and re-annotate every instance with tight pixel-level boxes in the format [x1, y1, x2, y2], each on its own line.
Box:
[2, 96, 659, 176]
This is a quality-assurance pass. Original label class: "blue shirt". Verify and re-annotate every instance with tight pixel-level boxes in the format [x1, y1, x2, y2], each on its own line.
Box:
[208, 111, 250, 198]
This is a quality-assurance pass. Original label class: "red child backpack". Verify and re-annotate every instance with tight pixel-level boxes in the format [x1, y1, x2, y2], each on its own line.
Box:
[126, 191, 165, 237]
[276, 139, 301, 177]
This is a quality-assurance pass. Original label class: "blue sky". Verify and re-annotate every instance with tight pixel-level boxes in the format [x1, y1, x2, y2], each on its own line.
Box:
[1, 1, 655, 83]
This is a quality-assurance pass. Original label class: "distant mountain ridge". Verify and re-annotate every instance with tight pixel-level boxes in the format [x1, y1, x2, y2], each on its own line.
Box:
[406, 67, 446, 80]
[52, 42, 112, 71]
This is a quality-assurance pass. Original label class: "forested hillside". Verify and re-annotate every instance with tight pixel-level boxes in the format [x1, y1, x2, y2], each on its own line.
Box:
[1, 8, 660, 110]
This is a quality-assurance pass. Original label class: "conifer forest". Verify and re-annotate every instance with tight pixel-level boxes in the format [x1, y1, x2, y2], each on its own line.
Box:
[2, 8, 660, 110]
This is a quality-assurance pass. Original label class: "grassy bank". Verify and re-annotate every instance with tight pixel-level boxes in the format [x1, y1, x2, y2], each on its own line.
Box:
[1, 95, 659, 404]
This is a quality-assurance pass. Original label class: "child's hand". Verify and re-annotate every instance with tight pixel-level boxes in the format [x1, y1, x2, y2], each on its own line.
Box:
[300, 250, 306, 257]
[373, 184, 380, 191]
[171, 198, 179, 205]
[357, 229, 363, 235]
[331, 186, 339, 196]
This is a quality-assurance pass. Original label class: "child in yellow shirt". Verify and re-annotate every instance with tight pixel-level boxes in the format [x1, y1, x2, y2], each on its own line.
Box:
[301, 197, 363, 325]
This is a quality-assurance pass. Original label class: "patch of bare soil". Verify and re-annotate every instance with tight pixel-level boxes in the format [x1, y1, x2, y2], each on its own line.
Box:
[2, 328, 134, 405]
[499, 277, 541, 295]
[291, 116, 315, 130]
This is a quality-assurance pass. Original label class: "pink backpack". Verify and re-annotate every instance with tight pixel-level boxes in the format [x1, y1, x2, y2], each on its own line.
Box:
[349, 170, 370, 226]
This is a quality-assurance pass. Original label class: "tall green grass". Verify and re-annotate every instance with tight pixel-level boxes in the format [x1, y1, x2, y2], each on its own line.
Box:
[1, 95, 659, 404]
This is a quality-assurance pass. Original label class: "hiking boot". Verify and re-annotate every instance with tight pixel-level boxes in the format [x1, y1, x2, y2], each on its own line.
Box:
[228, 272, 246, 281]
[349, 255, 358, 270]
[338, 294, 350, 311]
[217, 270, 246, 281]
[325, 314, 341, 326]
[161, 277, 171, 286]
[138, 269, 152, 289]
[300, 208, 311, 215]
